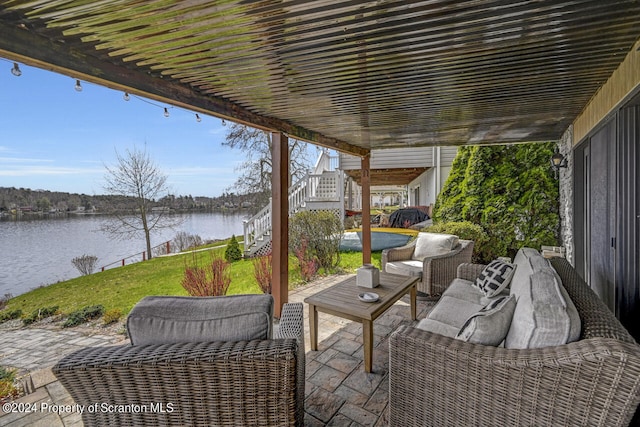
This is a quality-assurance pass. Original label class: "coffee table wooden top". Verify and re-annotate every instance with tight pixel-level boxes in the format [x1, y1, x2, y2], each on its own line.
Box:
[304, 272, 418, 321]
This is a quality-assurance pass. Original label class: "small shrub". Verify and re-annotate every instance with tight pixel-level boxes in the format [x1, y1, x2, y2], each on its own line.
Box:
[252, 252, 272, 294]
[0, 366, 16, 382]
[23, 306, 59, 325]
[71, 254, 98, 276]
[172, 231, 203, 252]
[289, 210, 342, 272]
[0, 309, 22, 324]
[102, 308, 123, 325]
[62, 305, 104, 328]
[0, 293, 12, 311]
[425, 221, 489, 263]
[224, 235, 243, 262]
[153, 243, 169, 257]
[182, 253, 231, 296]
[0, 366, 19, 401]
[294, 239, 318, 282]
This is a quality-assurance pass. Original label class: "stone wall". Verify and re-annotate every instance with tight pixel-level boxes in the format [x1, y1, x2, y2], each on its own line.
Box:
[558, 125, 574, 264]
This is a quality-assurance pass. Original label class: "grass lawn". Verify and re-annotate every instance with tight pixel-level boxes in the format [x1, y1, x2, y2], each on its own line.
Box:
[5, 246, 381, 318]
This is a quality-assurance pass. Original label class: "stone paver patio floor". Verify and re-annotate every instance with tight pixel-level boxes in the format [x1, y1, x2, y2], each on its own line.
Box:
[0, 274, 434, 426]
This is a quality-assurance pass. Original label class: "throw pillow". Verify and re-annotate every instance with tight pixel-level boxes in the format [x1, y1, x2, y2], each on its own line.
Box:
[456, 295, 517, 346]
[412, 232, 459, 261]
[127, 294, 274, 346]
[474, 259, 516, 297]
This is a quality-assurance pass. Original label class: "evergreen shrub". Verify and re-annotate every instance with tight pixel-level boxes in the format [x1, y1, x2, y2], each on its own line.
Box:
[23, 306, 59, 325]
[433, 142, 560, 263]
[224, 235, 243, 262]
[0, 309, 22, 324]
[424, 221, 488, 263]
[63, 305, 104, 328]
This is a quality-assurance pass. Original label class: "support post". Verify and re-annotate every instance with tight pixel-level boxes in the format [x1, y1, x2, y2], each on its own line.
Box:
[361, 155, 372, 264]
[272, 132, 289, 318]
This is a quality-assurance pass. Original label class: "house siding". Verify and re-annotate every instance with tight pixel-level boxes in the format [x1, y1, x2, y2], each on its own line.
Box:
[339, 147, 434, 170]
[573, 40, 640, 143]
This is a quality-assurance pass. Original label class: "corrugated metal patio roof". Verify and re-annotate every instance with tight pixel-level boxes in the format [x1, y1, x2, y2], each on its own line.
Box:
[1, 0, 639, 155]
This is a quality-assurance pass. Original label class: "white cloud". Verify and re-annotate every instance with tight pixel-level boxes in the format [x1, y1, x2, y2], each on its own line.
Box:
[169, 166, 234, 176]
[0, 166, 102, 176]
[0, 157, 53, 163]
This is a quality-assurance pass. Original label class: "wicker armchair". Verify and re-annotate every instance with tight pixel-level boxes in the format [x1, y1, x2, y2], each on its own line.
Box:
[389, 258, 640, 427]
[53, 300, 305, 427]
[382, 234, 474, 296]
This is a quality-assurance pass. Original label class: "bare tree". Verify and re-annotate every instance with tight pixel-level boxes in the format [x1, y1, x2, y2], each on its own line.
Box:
[222, 123, 314, 207]
[71, 254, 98, 275]
[172, 231, 203, 252]
[100, 145, 181, 259]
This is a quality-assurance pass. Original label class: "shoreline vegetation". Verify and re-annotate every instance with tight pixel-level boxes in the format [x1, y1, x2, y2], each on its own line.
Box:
[0, 185, 260, 221]
[0, 205, 250, 221]
[1, 238, 382, 329]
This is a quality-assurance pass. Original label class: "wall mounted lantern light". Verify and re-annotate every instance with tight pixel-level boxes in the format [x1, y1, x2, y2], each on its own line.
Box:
[551, 148, 567, 179]
[551, 149, 567, 170]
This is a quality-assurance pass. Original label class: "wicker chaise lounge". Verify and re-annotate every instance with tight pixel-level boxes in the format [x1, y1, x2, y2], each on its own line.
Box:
[53, 295, 305, 427]
[389, 257, 640, 426]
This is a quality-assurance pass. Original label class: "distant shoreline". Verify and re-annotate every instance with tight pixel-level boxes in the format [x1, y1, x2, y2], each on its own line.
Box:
[0, 207, 251, 221]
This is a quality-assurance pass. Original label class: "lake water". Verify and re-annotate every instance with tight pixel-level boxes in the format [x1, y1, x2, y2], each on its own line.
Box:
[0, 211, 247, 297]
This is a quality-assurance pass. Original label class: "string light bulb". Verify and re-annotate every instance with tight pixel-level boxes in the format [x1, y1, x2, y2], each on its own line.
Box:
[163, 107, 170, 118]
[74, 79, 83, 92]
[123, 92, 130, 101]
[195, 114, 201, 122]
[11, 63, 21, 77]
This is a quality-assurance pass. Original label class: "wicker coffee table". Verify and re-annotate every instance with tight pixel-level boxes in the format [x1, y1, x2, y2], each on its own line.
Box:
[304, 271, 418, 373]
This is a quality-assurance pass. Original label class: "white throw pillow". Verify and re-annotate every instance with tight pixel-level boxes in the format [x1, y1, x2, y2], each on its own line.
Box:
[456, 295, 516, 346]
[412, 232, 459, 261]
[474, 259, 516, 297]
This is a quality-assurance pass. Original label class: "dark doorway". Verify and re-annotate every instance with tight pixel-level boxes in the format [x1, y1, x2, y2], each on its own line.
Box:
[574, 94, 640, 341]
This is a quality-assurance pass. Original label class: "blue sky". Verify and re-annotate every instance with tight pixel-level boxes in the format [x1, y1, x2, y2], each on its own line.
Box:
[0, 58, 255, 198]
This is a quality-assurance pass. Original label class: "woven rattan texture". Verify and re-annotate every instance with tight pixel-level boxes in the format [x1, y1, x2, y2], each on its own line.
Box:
[54, 303, 305, 427]
[389, 259, 640, 427]
[382, 239, 474, 295]
[550, 258, 635, 343]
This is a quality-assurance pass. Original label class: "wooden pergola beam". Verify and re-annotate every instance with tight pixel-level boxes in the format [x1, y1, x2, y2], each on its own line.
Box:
[271, 132, 289, 318]
[361, 155, 372, 264]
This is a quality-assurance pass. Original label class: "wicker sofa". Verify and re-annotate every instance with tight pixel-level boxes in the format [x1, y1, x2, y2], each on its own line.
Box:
[389, 251, 640, 427]
[53, 295, 305, 427]
[382, 232, 474, 296]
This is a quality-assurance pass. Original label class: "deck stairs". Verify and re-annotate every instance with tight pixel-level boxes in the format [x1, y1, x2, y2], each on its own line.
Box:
[243, 151, 343, 257]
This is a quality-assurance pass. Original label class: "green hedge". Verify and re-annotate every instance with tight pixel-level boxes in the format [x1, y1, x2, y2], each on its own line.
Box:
[433, 143, 560, 263]
[424, 221, 488, 263]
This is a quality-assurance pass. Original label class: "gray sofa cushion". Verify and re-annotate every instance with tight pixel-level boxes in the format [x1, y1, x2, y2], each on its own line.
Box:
[427, 295, 484, 329]
[443, 278, 486, 305]
[505, 248, 581, 349]
[385, 260, 423, 277]
[127, 294, 274, 346]
[415, 318, 461, 338]
[411, 232, 459, 261]
[456, 295, 516, 346]
[506, 269, 577, 349]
